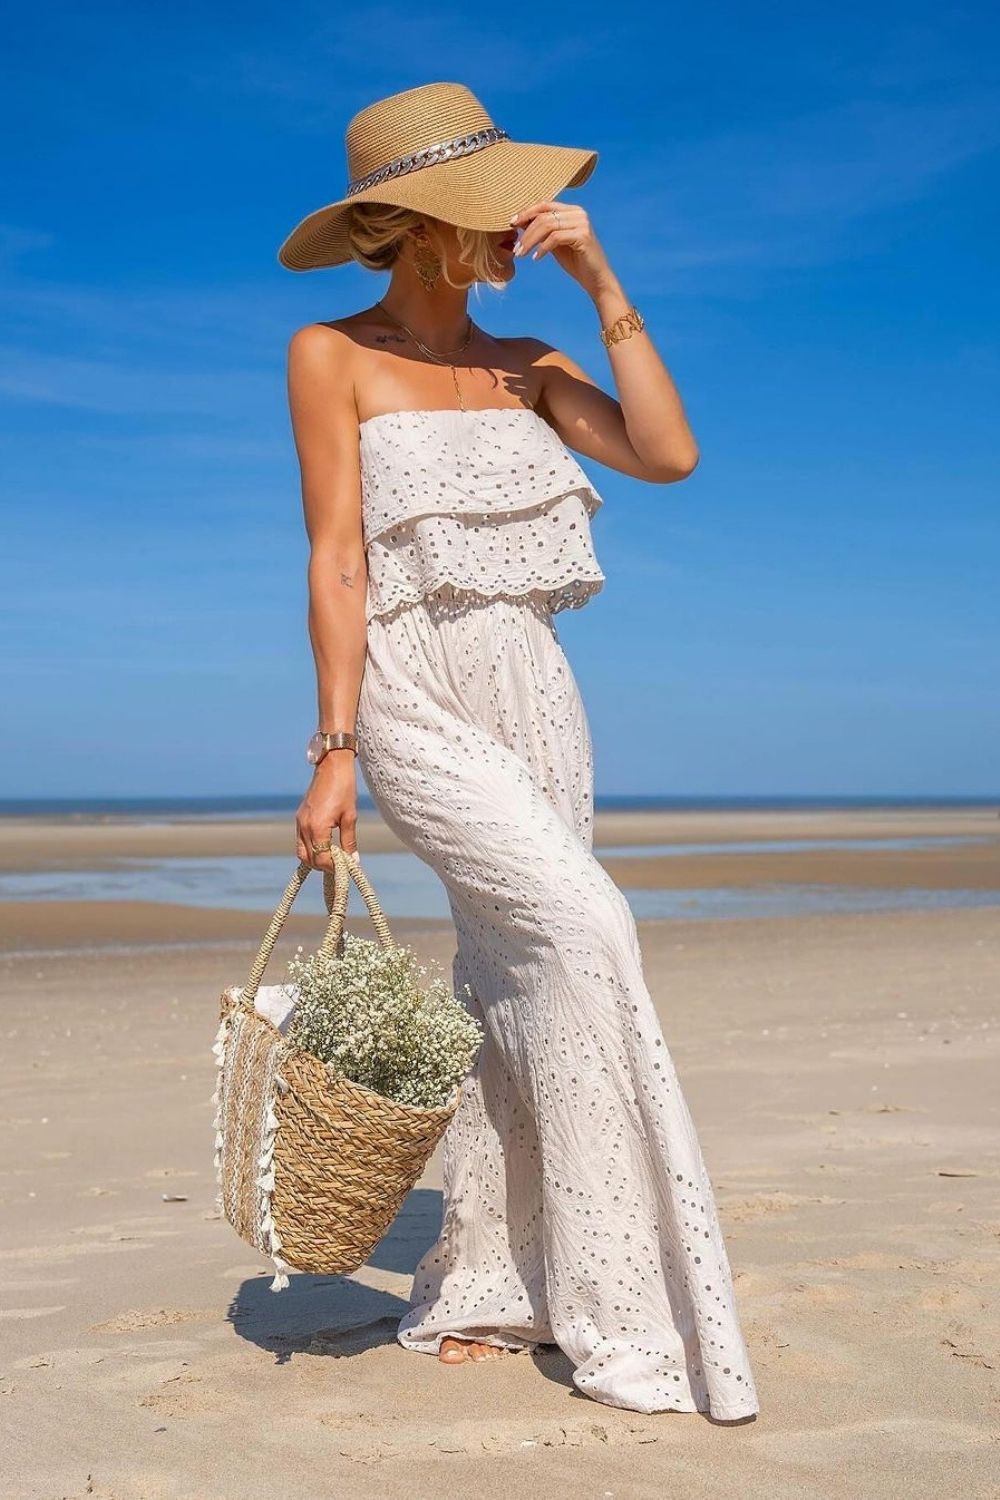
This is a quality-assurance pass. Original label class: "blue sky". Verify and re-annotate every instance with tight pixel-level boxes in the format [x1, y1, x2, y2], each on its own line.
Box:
[2, 1, 998, 798]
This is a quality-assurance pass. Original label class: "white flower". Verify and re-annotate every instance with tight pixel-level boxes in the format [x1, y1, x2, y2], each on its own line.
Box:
[285, 935, 482, 1110]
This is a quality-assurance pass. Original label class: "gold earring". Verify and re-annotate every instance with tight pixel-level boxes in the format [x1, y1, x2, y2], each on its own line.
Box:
[413, 235, 442, 291]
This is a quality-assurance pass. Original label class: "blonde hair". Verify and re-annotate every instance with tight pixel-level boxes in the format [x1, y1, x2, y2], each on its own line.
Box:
[346, 202, 508, 292]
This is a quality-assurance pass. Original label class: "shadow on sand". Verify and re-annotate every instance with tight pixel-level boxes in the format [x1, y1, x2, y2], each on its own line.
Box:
[221, 1185, 752, 1421]
[224, 1185, 578, 1394]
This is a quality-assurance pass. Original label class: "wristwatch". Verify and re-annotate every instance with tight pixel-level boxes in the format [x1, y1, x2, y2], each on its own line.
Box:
[306, 730, 359, 765]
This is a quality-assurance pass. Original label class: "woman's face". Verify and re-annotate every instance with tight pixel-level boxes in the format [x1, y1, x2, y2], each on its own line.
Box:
[418, 219, 518, 285]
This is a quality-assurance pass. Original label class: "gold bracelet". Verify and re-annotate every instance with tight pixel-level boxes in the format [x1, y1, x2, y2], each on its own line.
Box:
[600, 304, 645, 349]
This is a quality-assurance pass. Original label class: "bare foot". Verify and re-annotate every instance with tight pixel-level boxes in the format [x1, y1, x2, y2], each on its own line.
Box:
[439, 1335, 508, 1364]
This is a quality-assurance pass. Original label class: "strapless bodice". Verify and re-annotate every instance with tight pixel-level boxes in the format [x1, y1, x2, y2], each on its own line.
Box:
[359, 407, 605, 622]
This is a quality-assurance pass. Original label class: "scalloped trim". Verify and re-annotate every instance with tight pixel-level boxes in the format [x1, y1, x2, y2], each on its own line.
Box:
[365, 572, 605, 625]
[364, 478, 604, 547]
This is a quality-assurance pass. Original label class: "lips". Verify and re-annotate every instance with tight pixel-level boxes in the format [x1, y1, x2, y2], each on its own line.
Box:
[499, 233, 517, 251]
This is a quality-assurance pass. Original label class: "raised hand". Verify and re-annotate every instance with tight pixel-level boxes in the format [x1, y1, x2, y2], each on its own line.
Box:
[509, 200, 614, 295]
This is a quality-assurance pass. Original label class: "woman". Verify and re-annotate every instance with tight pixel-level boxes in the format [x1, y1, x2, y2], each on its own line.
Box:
[280, 81, 759, 1421]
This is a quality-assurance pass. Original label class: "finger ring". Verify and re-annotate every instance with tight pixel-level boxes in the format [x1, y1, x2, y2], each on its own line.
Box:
[552, 210, 562, 224]
[311, 840, 332, 853]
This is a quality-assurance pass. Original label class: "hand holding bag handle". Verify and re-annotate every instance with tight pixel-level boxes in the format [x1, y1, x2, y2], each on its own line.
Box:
[241, 848, 395, 1008]
[214, 845, 459, 1288]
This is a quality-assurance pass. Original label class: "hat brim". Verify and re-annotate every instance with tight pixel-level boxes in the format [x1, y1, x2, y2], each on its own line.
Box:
[277, 140, 598, 272]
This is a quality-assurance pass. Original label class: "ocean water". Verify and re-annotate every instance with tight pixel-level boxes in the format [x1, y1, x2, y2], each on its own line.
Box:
[1, 794, 998, 823]
[2, 849, 997, 926]
[597, 836, 991, 858]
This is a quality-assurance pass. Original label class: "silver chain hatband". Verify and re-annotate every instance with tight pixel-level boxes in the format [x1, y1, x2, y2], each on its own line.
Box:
[346, 126, 511, 197]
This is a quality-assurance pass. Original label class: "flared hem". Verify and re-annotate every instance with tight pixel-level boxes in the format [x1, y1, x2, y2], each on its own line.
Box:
[397, 1320, 760, 1420]
[572, 1385, 759, 1420]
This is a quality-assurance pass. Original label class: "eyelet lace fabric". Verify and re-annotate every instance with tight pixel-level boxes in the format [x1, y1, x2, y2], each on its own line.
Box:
[355, 412, 760, 1421]
[360, 408, 606, 622]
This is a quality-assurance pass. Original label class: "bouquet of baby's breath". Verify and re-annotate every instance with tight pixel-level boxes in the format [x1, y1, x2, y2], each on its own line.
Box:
[285, 934, 482, 1110]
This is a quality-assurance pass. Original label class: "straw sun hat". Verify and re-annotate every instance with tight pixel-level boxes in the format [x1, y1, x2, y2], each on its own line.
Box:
[277, 81, 598, 272]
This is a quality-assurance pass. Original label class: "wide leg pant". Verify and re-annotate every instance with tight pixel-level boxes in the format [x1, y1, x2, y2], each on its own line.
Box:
[356, 586, 759, 1419]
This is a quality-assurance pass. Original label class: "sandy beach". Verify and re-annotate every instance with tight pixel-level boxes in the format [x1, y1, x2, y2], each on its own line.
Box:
[1, 808, 998, 1498]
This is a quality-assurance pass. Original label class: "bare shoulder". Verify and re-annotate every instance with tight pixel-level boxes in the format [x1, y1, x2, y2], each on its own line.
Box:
[492, 334, 593, 416]
[500, 333, 603, 422]
[499, 333, 592, 381]
[496, 333, 560, 366]
[287, 317, 358, 369]
[286, 317, 375, 418]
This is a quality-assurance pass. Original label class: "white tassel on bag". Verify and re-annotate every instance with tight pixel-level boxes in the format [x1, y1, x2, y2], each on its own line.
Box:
[210, 1014, 230, 1215]
[212, 1006, 292, 1290]
[256, 1074, 291, 1290]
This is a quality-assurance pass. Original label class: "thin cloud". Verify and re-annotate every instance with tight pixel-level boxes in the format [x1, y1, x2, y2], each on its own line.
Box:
[198, 11, 601, 119]
[599, 92, 1000, 293]
[0, 223, 55, 267]
[0, 345, 277, 416]
[0, 277, 294, 353]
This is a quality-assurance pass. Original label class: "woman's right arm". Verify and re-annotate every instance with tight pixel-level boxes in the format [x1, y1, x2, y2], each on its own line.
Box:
[286, 324, 368, 870]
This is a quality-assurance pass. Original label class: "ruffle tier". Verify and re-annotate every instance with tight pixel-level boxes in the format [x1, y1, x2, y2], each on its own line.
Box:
[359, 407, 606, 622]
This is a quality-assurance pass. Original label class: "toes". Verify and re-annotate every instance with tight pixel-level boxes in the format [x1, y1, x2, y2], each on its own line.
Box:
[438, 1338, 468, 1363]
[437, 1335, 509, 1363]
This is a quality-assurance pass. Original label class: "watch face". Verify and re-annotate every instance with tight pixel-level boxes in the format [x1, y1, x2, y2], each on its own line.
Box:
[306, 732, 325, 765]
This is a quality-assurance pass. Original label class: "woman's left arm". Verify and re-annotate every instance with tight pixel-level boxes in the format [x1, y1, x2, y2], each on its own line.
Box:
[511, 199, 699, 483]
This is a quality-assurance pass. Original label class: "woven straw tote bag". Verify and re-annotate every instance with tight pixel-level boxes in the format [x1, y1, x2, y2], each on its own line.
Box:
[210, 846, 461, 1289]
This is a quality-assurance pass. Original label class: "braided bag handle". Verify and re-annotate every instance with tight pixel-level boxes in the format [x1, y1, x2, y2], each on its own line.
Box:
[241, 848, 395, 1007]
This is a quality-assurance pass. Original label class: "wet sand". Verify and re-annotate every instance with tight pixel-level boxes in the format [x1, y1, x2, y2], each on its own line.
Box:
[1, 805, 997, 872]
[1, 807, 997, 957]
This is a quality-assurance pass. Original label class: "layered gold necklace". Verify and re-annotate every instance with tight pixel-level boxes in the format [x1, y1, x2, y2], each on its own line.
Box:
[376, 298, 475, 410]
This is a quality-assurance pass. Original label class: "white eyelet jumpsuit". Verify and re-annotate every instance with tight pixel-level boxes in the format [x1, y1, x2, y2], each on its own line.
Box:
[355, 406, 759, 1420]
